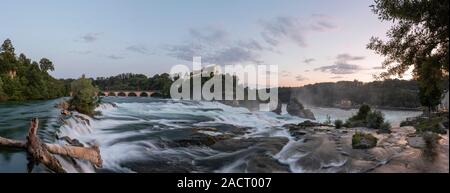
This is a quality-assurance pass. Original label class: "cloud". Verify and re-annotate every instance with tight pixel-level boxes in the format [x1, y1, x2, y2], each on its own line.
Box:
[303, 58, 315, 64]
[189, 27, 228, 43]
[107, 54, 124, 60]
[281, 70, 291, 76]
[70, 50, 92, 55]
[126, 45, 153, 55]
[164, 27, 265, 64]
[372, 66, 384, 70]
[336, 53, 365, 62]
[164, 15, 335, 64]
[314, 53, 366, 75]
[314, 63, 363, 75]
[260, 15, 336, 47]
[295, 74, 308, 82]
[331, 76, 344, 79]
[80, 33, 101, 43]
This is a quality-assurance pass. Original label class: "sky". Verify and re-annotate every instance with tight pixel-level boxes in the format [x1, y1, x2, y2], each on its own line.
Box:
[0, 0, 404, 87]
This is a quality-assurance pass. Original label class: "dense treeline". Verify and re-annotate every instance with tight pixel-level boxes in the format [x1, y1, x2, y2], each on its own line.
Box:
[93, 73, 173, 97]
[279, 79, 424, 109]
[0, 39, 68, 102]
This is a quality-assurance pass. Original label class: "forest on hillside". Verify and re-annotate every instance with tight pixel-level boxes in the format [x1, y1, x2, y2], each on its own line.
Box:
[278, 79, 446, 109]
[0, 39, 68, 102]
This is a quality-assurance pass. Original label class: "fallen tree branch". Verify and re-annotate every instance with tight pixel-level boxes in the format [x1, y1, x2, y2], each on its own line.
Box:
[0, 118, 102, 172]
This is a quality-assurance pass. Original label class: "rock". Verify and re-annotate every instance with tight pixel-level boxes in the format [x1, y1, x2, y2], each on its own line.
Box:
[211, 137, 289, 154]
[407, 137, 425, 148]
[286, 98, 316, 120]
[246, 154, 290, 173]
[55, 100, 70, 110]
[169, 127, 233, 147]
[174, 133, 231, 147]
[272, 102, 282, 115]
[352, 132, 378, 149]
[61, 110, 71, 116]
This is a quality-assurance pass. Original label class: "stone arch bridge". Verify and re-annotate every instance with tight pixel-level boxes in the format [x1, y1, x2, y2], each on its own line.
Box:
[97, 91, 160, 97]
[70, 91, 161, 97]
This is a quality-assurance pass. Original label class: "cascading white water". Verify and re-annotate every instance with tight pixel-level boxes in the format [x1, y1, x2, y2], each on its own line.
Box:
[54, 98, 422, 173]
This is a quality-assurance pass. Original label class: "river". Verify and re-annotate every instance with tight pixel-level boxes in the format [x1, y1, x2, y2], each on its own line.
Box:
[0, 97, 422, 173]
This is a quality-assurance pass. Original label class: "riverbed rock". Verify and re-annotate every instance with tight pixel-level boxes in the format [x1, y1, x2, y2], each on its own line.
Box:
[407, 137, 425, 148]
[61, 110, 71, 116]
[193, 137, 290, 172]
[272, 102, 282, 115]
[286, 98, 316, 120]
[55, 100, 70, 110]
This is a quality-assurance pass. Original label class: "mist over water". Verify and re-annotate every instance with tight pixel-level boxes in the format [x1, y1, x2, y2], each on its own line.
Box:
[0, 98, 421, 173]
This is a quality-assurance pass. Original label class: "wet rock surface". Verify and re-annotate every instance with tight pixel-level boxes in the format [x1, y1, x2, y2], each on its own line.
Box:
[286, 98, 316, 120]
[281, 123, 449, 173]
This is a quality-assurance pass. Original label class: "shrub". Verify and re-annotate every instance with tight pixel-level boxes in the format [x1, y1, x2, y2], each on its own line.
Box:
[334, 119, 343, 129]
[415, 117, 446, 134]
[352, 132, 378, 149]
[366, 110, 385, 129]
[355, 105, 371, 121]
[69, 76, 99, 116]
[379, 121, 392, 133]
[345, 105, 390, 131]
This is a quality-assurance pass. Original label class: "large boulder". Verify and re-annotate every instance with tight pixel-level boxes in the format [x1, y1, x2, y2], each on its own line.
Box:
[352, 132, 378, 149]
[286, 98, 316, 120]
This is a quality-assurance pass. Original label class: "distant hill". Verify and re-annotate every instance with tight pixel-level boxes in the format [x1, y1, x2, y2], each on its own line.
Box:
[278, 79, 423, 109]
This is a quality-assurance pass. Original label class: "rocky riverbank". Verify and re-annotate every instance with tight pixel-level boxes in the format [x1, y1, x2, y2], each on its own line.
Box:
[282, 123, 449, 173]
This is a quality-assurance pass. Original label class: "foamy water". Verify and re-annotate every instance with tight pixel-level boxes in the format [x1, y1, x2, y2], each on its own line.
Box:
[51, 98, 422, 173]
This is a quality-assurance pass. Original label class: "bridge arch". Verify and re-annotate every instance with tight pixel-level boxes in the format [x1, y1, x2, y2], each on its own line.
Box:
[128, 92, 138, 97]
[117, 92, 127, 97]
[108, 92, 116, 97]
[140, 92, 149, 97]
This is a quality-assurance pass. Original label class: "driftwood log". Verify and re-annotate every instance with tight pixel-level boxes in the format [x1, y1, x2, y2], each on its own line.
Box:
[0, 118, 102, 173]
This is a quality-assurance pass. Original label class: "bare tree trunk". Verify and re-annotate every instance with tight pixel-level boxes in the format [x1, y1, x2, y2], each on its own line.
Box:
[0, 118, 102, 173]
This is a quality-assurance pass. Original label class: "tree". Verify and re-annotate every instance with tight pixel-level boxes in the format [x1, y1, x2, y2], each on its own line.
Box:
[0, 39, 67, 102]
[368, 0, 449, 78]
[39, 58, 55, 72]
[0, 77, 7, 101]
[70, 75, 98, 116]
[368, 0, 449, 112]
[0, 39, 17, 74]
[418, 57, 443, 115]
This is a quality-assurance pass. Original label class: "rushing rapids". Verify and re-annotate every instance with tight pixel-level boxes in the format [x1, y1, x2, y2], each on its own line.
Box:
[3, 97, 444, 173]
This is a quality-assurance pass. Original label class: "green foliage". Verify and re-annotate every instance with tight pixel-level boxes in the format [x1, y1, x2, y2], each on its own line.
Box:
[345, 105, 391, 131]
[334, 119, 343, 129]
[356, 105, 371, 121]
[415, 117, 447, 134]
[368, 0, 449, 111]
[418, 57, 444, 112]
[69, 76, 98, 116]
[368, 0, 449, 78]
[39, 58, 55, 72]
[366, 110, 384, 129]
[0, 77, 7, 101]
[352, 132, 378, 149]
[379, 122, 392, 133]
[0, 39, 68, 102]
